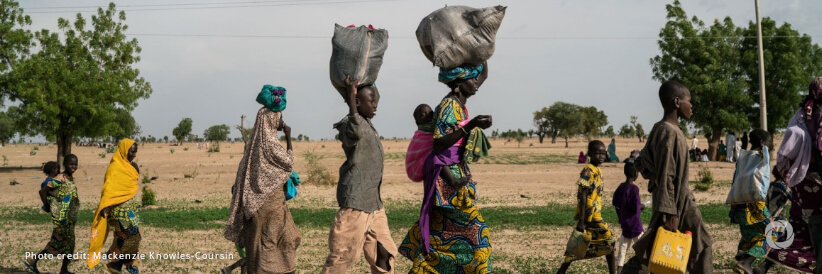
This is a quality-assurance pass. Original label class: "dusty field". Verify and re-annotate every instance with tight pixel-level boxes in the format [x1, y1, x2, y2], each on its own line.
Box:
[0, 136, 803, 273]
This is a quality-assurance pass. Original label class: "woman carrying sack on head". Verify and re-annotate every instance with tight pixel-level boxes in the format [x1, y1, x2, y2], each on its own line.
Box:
[399, 62, 494, 274]
[224, 85, 300, 274]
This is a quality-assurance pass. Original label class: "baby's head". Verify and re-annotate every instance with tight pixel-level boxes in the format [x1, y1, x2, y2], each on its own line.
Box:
[42, 161, 60, 177]
[413, 104, 433, 126]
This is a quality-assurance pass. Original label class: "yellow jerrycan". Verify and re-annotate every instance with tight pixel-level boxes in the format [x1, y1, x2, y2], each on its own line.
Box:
[648, 227, 692, 274]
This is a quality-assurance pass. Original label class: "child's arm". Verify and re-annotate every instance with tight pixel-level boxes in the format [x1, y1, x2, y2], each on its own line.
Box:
[39, 186, 51, 212]
[439, 168, 469, 188]
[576, 188, 589, 232]
[283, 123, 293, 151]
[477, 61, 489, 87]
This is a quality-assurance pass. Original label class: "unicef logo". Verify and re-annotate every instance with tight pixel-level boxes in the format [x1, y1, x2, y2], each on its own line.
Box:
[765, 220, 795, 249]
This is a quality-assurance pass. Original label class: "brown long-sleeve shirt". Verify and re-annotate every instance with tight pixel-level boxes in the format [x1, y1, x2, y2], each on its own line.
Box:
[634, 121, 713, 264]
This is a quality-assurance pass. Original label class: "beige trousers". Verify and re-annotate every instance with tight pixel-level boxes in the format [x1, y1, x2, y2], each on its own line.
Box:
[615, 232, 642, 267]
[321, 208, 398, 274]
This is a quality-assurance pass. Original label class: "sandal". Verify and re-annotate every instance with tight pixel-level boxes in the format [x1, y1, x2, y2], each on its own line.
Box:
[22, 259, 40, 274]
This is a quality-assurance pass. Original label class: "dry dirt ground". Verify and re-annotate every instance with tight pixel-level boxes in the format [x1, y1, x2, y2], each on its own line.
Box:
[0, 137, 803, 273]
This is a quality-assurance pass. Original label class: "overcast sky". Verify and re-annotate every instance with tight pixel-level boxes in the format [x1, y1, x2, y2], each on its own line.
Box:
[16, 0, 822, 141]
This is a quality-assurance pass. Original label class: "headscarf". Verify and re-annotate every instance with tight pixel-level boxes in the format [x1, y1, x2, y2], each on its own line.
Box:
[802, 77, 822, 152]
[224, 107, 294, 243]
[88, 139, 140, 268]
[256, 85, 287, 112]
[438, 64, 484, 84]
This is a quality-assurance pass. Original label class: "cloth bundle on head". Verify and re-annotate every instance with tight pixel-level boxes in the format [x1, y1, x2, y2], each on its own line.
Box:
[438, 63, 483, 83]
[256, 85, 287, 112]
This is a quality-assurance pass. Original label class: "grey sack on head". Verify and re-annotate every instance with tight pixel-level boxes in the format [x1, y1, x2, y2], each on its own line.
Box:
[329, 24, 388, 100]
[416, 5, 506, 69]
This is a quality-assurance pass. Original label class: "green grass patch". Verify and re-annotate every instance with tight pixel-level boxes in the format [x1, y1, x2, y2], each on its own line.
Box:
[475, 153, 575, 165]
[2, 203, 734, 232]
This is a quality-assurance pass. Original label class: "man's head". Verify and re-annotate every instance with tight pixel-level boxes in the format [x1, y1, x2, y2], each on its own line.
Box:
[658, 80, 692, 120]
[413, 104, 433, 126]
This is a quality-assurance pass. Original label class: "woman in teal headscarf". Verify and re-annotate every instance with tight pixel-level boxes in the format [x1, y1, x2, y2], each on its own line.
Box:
[400, 62, 494, 274]
[225, 85, 300, 274]
[608, 138, 620, 162]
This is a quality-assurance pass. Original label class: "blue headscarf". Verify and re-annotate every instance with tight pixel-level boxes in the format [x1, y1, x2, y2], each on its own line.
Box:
[438, 64, 484, 84]
[256, 85, 287, 112]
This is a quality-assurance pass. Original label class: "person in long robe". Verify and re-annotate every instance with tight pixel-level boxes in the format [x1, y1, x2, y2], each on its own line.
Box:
[756, 77, 822, 274]
[224, 85, 300, 274]
[620, 80, 714, 273]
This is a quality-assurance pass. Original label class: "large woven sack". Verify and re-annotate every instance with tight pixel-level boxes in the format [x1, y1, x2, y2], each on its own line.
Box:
[416, 5, 506, 69]
[726, 146, 771, 205]
[329, 24, 388, 99]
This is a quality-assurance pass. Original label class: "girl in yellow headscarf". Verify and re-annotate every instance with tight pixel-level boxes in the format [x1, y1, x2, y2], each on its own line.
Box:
[87, 139, 141, 273]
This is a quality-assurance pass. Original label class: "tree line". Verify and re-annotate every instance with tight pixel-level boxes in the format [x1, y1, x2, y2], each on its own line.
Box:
[651, 0, 822, 160]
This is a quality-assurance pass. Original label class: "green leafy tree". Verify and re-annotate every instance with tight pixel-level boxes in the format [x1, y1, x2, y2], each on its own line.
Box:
[204, 124, 230, 143]
[534, 102, 583, 146]
[532, 107, 552, 144]
[630, 116, 645, 142]
[163, 136, 168, 143]
[172, 118, 193, 145]
[604, 125, 615, 139]
[5, 3, 151, 165]
[0, 111, 15, 145]
[550, 102, 582, 147]
[650, 1, 751, 160]
[0, 0, 33, 100]
[515, 131, 525, 148]
[618, 124, 635, 138]
[579, 106, 608, 140]
[740, 18, 822, 132]
[635, 123, 645, 142]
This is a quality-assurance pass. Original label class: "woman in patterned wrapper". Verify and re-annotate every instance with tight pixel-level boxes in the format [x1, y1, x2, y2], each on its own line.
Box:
[399, 61, 494, 274]
[224, 85, 300, 274]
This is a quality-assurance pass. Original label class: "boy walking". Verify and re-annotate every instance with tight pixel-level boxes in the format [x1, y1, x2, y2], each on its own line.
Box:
[621, 80, 714, 273]
[612, 151, 645, 273]
[321, 79, 397, 273]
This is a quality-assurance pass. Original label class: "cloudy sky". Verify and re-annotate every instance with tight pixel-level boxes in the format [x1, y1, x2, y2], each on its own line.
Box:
[16, 0, 822, 141]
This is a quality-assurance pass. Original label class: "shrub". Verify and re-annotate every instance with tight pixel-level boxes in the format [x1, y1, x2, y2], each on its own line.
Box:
[184, 167, 198, 179]
[98, 153, 106, 159]
[142, 186, 156, 206]
[142, 169, 152, 184]
[694, 165, 713, 191]
[105, 146, 116, 154]
[303, 149, 335, 186]
[169, 148, 175, 154]
[183, 147, 189, 151]
[207, 143, 220, 153]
